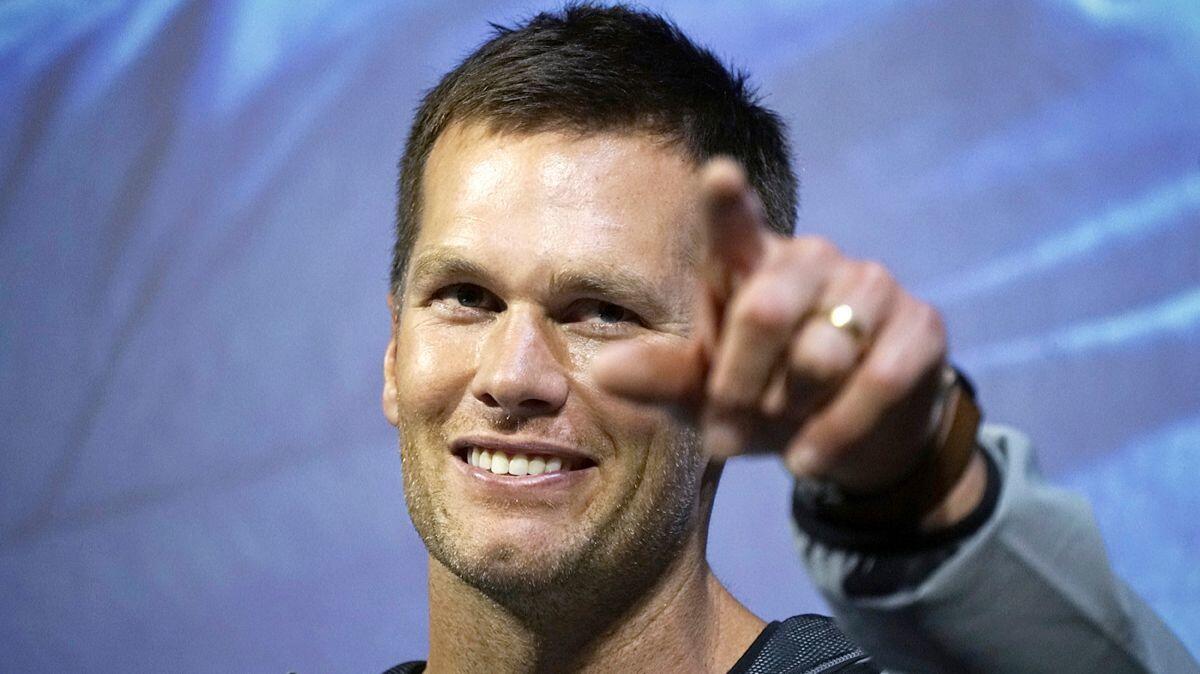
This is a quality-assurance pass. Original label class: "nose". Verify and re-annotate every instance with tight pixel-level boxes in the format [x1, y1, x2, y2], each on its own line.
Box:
[469, 308, 569, 418]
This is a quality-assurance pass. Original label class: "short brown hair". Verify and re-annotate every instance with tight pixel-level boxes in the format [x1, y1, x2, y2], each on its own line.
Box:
[391, 3, 798, 293]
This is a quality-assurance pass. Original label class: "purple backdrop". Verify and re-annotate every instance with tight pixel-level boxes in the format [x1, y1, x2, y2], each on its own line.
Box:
[2, 1, 1197, 671]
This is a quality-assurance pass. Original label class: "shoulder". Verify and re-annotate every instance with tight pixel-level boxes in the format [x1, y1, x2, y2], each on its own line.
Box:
[381, 662, 425, 674]
[729, 614, 880, 673]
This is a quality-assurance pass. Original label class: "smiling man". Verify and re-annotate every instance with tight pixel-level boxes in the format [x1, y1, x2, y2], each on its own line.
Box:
[380, 5, 1196, 673]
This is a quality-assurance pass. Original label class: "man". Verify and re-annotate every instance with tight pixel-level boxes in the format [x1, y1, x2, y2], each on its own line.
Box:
[380, 5, 1197, 672]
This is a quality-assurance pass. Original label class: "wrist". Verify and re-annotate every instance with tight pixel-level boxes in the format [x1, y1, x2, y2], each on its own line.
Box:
[918, 447, 987, 532]
[791, 445, 1001, 554]
[794, 366, 982, 530]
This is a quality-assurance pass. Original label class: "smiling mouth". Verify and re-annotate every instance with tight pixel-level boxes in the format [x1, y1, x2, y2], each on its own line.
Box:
[457, 447, 597, 477]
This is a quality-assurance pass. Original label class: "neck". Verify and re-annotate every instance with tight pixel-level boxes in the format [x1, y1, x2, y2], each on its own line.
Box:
[424, 530, 763, 673]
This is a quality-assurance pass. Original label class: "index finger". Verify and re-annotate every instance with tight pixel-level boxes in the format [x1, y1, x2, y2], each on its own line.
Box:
[701, 157, 772, 291]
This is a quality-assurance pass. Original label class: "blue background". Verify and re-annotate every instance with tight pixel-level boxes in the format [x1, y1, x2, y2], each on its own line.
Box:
[1, 1, 1197, 671]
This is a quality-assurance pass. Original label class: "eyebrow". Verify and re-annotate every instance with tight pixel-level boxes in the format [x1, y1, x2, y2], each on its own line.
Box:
[406, 248, 493, 291]
[552, 263, 653, 296]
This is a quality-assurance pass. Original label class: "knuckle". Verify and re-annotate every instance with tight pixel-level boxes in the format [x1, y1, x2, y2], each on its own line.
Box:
[706, 384, 754, 414]
[857, 260, 895, 293]
[759, 376, 788, 418]
[862, 359, 912, 402]
[790, 341, 850, 383]
[787, 436, 845, 477]
[705, 389, 737, 411]
[794, 236, 839, 264]
[706, 369, 757, 410]
[784, 445, 822, 476]
[909, 301, 948, 356]
[918, 302, 947, 340]
[733, 293, 791, 334]
[772, 242, 805, 269]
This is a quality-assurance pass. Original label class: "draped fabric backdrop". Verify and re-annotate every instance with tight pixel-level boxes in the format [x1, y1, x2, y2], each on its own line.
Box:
[2, 1, 1197, 671]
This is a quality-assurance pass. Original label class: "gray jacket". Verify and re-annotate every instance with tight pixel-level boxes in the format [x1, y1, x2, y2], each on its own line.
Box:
[795, 424, 1199, 673]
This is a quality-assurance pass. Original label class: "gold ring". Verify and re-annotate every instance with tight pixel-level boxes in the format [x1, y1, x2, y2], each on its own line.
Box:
[824, 303, 865, 342]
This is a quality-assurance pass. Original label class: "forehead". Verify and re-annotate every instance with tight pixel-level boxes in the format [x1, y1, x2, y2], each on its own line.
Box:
[413, 122, 703, 284]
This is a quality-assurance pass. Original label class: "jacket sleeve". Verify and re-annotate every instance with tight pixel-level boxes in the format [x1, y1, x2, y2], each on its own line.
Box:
[792, 424, 1199, 673]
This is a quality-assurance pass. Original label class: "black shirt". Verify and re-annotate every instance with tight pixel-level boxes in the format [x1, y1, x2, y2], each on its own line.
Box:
[383, 613, 878, 673]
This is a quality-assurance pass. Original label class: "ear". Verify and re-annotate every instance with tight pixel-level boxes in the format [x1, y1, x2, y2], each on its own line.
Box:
[382, 294, 401, 427]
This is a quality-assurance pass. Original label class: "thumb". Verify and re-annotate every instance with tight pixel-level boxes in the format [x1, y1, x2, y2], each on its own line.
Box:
[591, 339, 706, 407]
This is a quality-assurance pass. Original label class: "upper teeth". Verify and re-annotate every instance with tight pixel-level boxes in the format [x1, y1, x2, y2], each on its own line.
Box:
[469, 448, 566, 476]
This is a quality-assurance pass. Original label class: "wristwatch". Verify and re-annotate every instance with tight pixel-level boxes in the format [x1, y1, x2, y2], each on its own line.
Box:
[793, 365, 982, 529]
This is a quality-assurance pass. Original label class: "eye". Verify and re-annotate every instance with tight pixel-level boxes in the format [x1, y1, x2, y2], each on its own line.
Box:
[453, 284, 485, 308]
[431, 283, 503, 313]
[595, 301, 635, 324]
[566, 299, 643, 331]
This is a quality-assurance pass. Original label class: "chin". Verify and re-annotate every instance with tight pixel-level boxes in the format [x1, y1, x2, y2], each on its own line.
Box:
[408, 465, 612, 581]
[436, 530, 597, 597]
[401, 425, 710, 604]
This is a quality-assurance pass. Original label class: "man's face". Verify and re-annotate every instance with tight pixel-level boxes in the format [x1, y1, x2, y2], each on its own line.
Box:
[383, 122, 710, 594]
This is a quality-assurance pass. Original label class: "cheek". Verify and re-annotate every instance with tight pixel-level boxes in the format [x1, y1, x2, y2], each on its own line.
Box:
[564, 335, 603, 373]
[608, 390, 703, 482]
[394, 325, 476, 416]
[589, 384, 694, 466]
[566, 338, 698, 463]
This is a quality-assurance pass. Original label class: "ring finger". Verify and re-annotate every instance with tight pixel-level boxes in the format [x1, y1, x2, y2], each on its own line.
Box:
[773, 261, 897, 416]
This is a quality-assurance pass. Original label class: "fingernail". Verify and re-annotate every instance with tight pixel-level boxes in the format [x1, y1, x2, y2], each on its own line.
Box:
[704, 420, 742, 457]
[785, 444, 816, 477]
